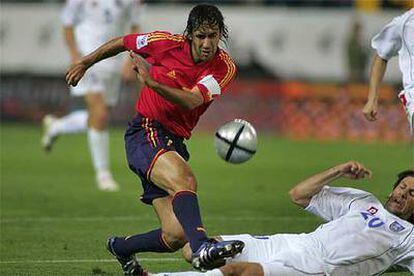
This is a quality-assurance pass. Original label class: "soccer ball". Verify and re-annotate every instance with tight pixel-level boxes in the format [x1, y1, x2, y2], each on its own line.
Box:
[214, 119, 257, 164]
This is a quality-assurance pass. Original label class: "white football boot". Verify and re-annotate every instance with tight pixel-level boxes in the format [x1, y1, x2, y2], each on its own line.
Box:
[96, 171, 119, 192]
[41, 114, 58, 152]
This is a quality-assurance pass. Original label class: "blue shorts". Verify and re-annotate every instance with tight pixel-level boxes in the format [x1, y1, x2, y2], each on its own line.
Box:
[125, 114, 190, 205]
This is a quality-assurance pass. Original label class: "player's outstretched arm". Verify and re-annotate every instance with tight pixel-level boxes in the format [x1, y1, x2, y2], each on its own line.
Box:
[289, 161, 372, 208]
[66, 37, 126, 86]
[362, 54, 388, 121]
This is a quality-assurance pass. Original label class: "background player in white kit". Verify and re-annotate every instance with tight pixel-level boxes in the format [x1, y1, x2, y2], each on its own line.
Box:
[148, 161, 414, 276]
[41, 0, 143, 191]
[363, 8, 414, 133]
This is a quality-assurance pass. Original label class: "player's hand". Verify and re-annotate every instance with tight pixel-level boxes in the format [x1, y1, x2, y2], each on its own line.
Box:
[129, 51, 153, 85]
[65, 62, 87, 87]
[362, 100, 378, 121]
[336, 161, 372, 180]
[121, 58, 137, 82]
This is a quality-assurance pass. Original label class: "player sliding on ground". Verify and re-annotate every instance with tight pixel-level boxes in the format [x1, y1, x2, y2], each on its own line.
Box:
[65, 4, 243, 275]
[150, 161, 414, 276]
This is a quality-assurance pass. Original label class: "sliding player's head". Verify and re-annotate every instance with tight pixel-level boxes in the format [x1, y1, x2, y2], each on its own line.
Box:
[385, 170, 414, 224]
[184, 4, 228, 62]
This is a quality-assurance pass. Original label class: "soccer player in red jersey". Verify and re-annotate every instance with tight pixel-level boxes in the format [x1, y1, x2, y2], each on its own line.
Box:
[66, 4, 243, 275]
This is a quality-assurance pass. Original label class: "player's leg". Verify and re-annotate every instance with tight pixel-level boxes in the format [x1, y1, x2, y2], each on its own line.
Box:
[150, 152, 244, 270]
[108, 196, 184, 258]
[151, 261, 311, 276]
[107, 196, 188, 275]
[182, 234, 271, 264]
[150, 263, 263, 276]
[150, 151, 206, 250]
[41, 108, 88, 152]
[107, 116, 186, 274]
[84, 92, 118, 191]
[41, 69, 97, 152]
[221, 262, 264, 276]
[112, 115, 242, 271]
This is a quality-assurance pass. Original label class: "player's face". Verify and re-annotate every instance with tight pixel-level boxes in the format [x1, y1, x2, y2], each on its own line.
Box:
[385, 176, 414, 221]
[191, 24, 221, 63]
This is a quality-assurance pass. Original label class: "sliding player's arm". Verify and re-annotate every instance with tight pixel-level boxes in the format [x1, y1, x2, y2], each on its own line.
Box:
[289, 161, 371, 208]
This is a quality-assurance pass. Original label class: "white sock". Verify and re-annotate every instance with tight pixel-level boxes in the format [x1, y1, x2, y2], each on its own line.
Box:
[151, 269, 223, 276]
[49, 110, 88, 136]
[87, 128, 110, 175]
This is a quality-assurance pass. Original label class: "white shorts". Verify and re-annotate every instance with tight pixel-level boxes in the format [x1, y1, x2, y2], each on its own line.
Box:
[221, 234, 324, 276]
[70, 66, 121, 107]
[398, 89, 414, 133]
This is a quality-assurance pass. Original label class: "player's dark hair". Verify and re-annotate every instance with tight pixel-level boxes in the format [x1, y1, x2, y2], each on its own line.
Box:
[392, 170, 414, 224]
[184, 4, 228, 41]
[393, 170, 414, 190]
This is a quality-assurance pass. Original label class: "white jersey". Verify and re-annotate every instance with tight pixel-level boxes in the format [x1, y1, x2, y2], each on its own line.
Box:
[224, 186, 414, 275]
[371, 9, 414, 92]
[61, 0, 143, 72]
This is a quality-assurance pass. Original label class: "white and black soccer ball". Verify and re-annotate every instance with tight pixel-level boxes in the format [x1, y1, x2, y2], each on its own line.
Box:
[214, 119, 257, 164]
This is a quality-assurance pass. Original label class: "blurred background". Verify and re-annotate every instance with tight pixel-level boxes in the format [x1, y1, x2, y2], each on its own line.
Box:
[1, 0, 413, 142]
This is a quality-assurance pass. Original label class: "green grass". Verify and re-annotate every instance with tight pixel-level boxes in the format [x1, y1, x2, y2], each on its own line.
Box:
[0, 123, 412, 275]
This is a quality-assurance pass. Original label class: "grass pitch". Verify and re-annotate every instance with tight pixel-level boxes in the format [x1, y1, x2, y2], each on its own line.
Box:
[0, 123, 412, 275]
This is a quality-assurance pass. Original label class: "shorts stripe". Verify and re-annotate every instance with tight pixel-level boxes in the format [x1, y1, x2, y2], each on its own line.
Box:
[146, 149, 168, 180]
[141, 118, 151, 146]
[142, 118, 157, 148]
[148, 119, 158, 148]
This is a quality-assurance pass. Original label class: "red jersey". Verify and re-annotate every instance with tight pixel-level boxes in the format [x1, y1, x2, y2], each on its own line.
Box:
[123, 31, 237, 139]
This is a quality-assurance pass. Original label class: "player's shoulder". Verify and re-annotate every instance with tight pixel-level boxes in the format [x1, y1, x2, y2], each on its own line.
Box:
[216, 48, 236, 67]
[399, 8, 414, 26]
[324, 186, 373, 198]
[211, 48, 237, 76]
[390, 9, 413, 26]
[147, 31, 185, 45]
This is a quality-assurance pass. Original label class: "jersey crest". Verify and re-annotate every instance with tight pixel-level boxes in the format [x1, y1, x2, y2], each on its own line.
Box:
[136, 34, 149, 49]
[389, 221, 405, 233]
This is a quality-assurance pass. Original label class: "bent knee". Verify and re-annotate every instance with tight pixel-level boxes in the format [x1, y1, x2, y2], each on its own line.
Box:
[177, 174, 198, 192]
[167, 174, 198, 194]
